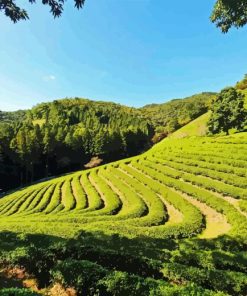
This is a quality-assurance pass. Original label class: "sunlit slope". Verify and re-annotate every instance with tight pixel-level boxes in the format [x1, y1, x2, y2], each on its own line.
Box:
[169, 112, 211, 139]
[0, 132, 246, 243]
[170, 89, 247, 139]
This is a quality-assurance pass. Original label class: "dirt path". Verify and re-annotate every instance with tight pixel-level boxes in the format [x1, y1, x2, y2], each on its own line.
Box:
[124, 164, 184, 225]
[180, 192, 231, 239]
[60, 181, 68, 209]
[158, 195, 183, 225]
[212, 191, 247, 218]
[129, 163, 231, 238]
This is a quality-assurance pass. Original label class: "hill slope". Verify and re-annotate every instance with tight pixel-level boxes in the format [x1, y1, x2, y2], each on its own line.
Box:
[169, 87, 247, 139]
[0, 93, 214, 192]
[169, 112, 211, 138]
[0, 132, 246, 295]
[140, 92, 215, 134]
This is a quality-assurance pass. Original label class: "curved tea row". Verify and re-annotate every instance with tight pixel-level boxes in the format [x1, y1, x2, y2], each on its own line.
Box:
[0, 134, 246, 241]
[0, 134, 247, 295]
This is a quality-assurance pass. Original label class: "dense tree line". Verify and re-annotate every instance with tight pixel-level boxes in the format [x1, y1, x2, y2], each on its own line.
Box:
[0, 98, 153, 192]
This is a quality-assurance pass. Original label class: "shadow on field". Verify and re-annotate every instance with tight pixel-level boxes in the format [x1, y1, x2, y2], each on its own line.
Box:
[0, 230, 246, 292]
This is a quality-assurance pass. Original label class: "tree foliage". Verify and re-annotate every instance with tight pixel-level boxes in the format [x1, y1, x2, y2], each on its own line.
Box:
[0, 98, 154, 191]
[1, 0, 247, 33]
[236, 74, 247, 90]
[0, 94, 218, 192]
[211, 0, 247, 33]
[208, 87, 247, 135]
[0, 0, 85, 22]
[140, 93, 215, 137]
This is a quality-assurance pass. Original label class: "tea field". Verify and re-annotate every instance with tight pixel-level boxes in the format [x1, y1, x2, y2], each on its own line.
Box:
[0, 133, 247, 295]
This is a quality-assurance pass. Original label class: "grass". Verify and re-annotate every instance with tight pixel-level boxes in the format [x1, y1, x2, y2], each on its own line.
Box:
[169, 112, 211, 139]
[169, 88, 247, 140]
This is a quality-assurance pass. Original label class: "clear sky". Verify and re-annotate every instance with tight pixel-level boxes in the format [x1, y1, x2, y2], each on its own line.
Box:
[0, 0, 247, 111]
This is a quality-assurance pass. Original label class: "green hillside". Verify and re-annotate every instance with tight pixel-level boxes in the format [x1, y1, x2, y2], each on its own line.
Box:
[0, 131, 246, 295]
[169, 87, 247, 139]
[140, 92, 215, 134]
[0, 93, 214, 193]
[0, 98, 154, 192]
[0, 84, 247, 295]
[169, 112, 211, 139]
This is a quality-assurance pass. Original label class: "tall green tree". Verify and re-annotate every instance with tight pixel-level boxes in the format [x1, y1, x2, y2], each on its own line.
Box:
[43, 127, 55, 177]
[28, 125, 43, 182]
[0, 0, 85, 22]
[211, 0, 247, 33]
[208, 87, 247, 135]
[10, 127, 29, 185]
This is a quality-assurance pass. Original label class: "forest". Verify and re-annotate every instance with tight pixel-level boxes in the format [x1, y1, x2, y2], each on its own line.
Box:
[0, 93, 212, 192]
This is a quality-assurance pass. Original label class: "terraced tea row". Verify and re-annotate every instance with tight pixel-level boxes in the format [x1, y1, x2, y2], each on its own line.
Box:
[0, 135, 246, 240]
[0, 133, 246, 295]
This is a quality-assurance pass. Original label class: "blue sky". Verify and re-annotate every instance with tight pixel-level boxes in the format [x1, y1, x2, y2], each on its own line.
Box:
[0, 0, 247, 111]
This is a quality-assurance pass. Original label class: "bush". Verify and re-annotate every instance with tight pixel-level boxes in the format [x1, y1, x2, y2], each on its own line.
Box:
[0, 289, 40, 296]
[50, 259, 107, 295]
[99, 271, 155, 296]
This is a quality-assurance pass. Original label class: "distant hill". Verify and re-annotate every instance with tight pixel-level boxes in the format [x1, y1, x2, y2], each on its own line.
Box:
[140, 92, 216, 135]
[0, 109, 26, 123]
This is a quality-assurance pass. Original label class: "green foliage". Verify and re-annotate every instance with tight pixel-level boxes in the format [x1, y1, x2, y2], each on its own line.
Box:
[239, 200, 247, 213]
[1, 93, 216, 192]
[208, 87, 247, 135]
[162, 262, 247, 295]
[236, 74, 247, 91]
[0, 0, 85, 23]
[99, 271, 156, 296]
[0, 124, 246, 295]
[211, 0, 247, 33]
[170, 112, 211, 139]
[50, 259, 107, 295]
[141, 92, 215, 135]
[0, 289, 40, 296]
[0, 98, 154, 191]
